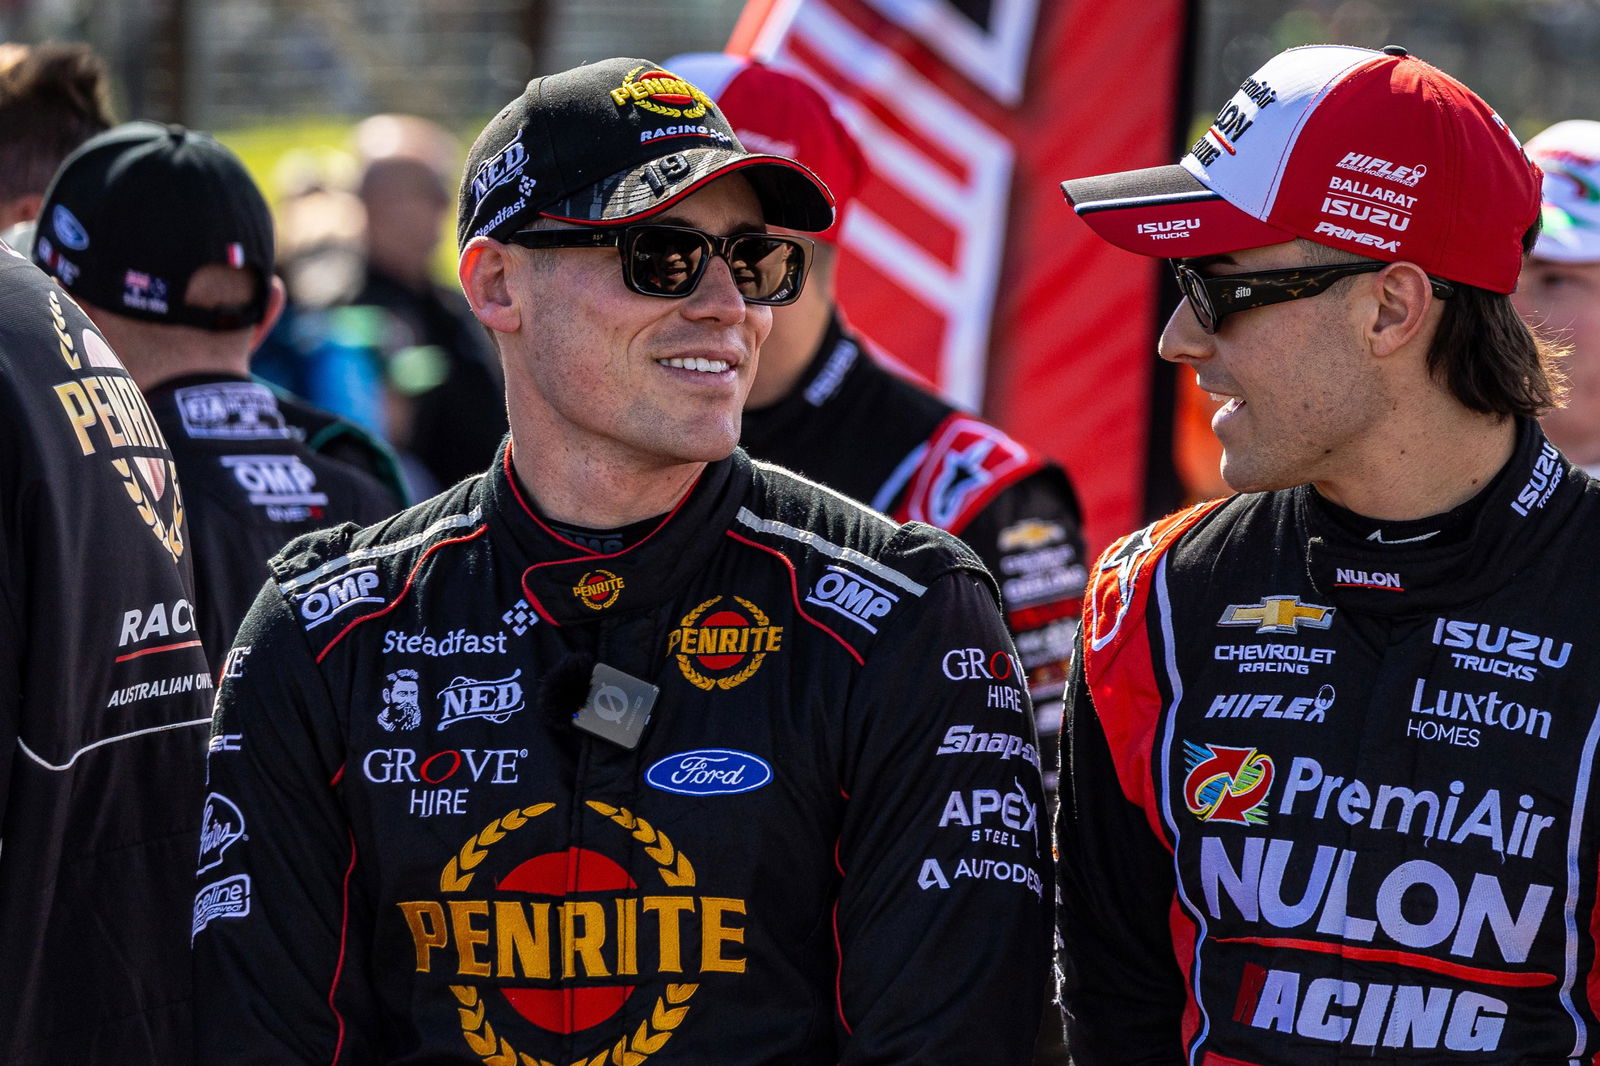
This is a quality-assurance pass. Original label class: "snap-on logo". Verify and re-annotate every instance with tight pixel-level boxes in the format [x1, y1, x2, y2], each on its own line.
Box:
[644, 749, 773, 796]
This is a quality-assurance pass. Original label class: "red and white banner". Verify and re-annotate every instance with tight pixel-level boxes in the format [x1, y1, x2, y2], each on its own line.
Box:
[727, 0, 1194, 556]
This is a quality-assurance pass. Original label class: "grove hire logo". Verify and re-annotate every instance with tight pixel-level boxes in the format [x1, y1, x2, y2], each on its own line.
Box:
[396, 800, 743, 1066]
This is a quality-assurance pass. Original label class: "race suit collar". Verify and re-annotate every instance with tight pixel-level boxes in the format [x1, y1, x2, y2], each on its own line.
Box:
[1301, 418, 1581, 615]
[485, 439, 752, 626]
[739, 312, 856, 450]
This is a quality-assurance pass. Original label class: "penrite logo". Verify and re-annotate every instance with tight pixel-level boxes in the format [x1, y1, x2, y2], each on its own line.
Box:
[1183, 741, 1274, 825]
[396, 800, 742, 1064]
[572, 569, 624, 611]
[1218, 595, 1334, 635]
[50, 295, 187, 563]
[609, 66, 712, 120]
[668, 596, 783, 691]
[295, 565, 383, 629]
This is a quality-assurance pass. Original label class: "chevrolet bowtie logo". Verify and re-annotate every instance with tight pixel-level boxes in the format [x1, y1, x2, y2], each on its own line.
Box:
[1218, 595, 1335, 635]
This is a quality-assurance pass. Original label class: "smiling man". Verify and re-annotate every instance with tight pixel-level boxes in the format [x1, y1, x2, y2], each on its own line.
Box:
[191, 57, 1049, 1065]
[1055, 44, 1600, 1065]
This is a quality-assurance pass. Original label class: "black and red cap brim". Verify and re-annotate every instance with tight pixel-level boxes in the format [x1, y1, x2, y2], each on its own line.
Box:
[1062, 164, 1293, 259]
[541, 148, 834, 232]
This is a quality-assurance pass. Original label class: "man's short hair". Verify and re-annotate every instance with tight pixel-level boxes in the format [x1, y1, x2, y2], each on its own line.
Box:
[0, 43, 114, 203]
[1297, 232, 1564, 419]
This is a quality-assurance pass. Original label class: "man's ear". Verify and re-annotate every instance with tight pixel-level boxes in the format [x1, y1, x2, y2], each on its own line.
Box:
[1367, 261, 1441, 358]
[248, 275, 288, 352]
[459, 237, 521, 333]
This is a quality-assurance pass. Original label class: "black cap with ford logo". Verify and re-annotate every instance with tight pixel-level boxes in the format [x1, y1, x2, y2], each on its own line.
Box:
[456, 56, 835, 248]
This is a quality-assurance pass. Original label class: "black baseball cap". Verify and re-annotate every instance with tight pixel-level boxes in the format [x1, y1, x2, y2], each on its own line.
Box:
[33, 121, 274, 330]
[458, 56, 835, 248]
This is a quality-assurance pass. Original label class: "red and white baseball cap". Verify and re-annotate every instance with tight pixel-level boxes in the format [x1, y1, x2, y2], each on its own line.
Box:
[1526, 119, 1600, 263]
[1061, 44, 1542, 294]
[663, 52, 866, 242]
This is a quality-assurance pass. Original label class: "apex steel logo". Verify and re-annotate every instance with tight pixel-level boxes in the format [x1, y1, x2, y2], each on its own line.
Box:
[668, 596, 783, 691]
[1219, 595, 1334, 635]
[572, 569, 624, 611]
[610, 66, 712, 120]
[396, 800, 742, 1066]
[1183, 741, 1274, 825]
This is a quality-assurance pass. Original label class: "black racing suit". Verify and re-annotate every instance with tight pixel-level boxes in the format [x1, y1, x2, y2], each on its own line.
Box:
[0, 247, 213, 1063]
[1059, 417, 1600, 1064]
[193, 443, 1051, 1065]
[741, 314, 1088, 789]
[147, 373, 403, 664]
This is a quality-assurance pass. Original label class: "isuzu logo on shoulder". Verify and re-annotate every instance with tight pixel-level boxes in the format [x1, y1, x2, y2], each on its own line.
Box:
[645, 749, 773, 796]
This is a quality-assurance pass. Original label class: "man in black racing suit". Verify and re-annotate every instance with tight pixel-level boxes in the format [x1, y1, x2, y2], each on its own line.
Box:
[191, 56, 1051, 1066]
[1054, 44, 1598, 1064]
[0, 243, 213, 1064]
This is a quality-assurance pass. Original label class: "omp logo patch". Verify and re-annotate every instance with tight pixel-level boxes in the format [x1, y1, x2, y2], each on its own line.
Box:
[1218, 596, 1334, 635]
[668, 596, 783, 691]
[1183, 742, 1274, 825]
[805, 564, 898, 633]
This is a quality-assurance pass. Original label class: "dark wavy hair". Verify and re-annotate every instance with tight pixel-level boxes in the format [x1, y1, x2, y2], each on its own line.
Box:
[1297, 227, 1565, 419]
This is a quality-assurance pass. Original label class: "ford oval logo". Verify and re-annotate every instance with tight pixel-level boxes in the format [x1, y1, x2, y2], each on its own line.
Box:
[645, 748, 772, 796]
[52, 204, 90, 250]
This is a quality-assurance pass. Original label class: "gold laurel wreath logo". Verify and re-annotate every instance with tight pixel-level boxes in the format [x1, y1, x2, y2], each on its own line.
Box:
[112, 456, 185, 563]
[674, 596, 772, 692]
[613, 65, 710, 121]
[441, 803, 700, 1066]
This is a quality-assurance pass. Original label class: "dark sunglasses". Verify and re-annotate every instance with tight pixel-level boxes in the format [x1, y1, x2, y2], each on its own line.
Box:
[505, 224, 813, 306]
[1170, 259, 1455, 334]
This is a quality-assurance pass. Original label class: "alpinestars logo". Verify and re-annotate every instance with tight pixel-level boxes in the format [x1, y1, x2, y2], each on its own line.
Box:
[1183, 742, 1274, 825]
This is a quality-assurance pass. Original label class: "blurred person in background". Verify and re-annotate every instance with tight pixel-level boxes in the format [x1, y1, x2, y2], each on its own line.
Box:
[348, 113, 507, 491]
[33, 122, 403, 664]
[667, 55, 1083, 1059]
[1515, 119, 1600, 474]
[0, 40, 114, 248]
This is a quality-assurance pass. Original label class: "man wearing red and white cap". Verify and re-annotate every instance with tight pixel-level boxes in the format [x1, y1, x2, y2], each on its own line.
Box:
[668, 47, 1088, 810]
[1055, 44, 1600, 1064]
[1515, 120, 1600, 474]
